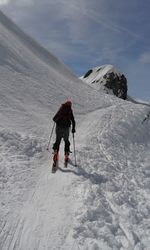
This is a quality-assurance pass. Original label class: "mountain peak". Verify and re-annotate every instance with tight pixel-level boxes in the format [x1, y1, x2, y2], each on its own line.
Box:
[81, 64, 128, 100]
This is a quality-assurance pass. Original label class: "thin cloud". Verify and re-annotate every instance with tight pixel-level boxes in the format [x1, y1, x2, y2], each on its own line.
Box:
[56, 0, 149, 47]
[1, 0, 150, 66]
[139, 52, 150, 64]
[44, 0, 149, 64]
[0, 0, 10, 5]
[1, 0, 149, 46]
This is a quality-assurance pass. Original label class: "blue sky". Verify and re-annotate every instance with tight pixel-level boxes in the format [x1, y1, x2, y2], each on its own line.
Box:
[0, 0, 150, 101]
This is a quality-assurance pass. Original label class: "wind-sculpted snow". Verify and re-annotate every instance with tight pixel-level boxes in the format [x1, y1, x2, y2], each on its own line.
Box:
[0, 129, 42, 214]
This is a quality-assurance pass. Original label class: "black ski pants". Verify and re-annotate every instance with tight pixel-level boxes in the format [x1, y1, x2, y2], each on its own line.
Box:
[53, 125, 70, 153]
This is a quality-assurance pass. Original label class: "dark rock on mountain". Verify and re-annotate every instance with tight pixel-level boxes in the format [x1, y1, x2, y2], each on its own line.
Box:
[104, 72, 127, 99]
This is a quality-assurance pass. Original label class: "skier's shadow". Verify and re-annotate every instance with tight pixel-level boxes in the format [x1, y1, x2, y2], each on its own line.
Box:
[58, 164, 107, 185]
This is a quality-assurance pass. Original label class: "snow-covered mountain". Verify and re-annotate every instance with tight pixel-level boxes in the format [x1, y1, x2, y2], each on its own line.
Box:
[81, 64, 120, 85]
[0, 10, 150, 250]
[81, 64, 128, 100]
[0, 10, 110, 133]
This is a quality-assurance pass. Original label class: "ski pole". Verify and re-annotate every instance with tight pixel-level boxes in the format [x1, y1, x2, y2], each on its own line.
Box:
[47, 122, 55, 151]
[142, 111, 150, 124]
[142, 117, 147, 124]
[72, 133, 77, 166]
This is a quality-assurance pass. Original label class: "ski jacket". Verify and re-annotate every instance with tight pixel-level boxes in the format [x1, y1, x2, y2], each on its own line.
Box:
[53, 104, 75, 130]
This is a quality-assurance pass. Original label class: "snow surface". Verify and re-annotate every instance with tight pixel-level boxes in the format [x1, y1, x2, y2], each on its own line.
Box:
[80, 64, 121, 95]
[0, 10, 150, 250]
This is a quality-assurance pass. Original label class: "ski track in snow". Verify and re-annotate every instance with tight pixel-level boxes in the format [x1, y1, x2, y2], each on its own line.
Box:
[72, 104, 150, 250]
[0, 129, 82, 250]
[1, 103, 150, 250]
[1, 165, 80, 250]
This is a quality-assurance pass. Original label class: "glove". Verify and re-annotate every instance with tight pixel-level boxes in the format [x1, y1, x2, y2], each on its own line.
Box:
[72, 128, 76, 133]
[53, 117, 58, 123]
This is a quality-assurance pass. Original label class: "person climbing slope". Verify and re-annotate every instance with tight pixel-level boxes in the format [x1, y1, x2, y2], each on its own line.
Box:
[52, 100, 76, 170]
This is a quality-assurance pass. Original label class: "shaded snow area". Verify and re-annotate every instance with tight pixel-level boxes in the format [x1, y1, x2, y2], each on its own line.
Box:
[0, 9, 150, 250]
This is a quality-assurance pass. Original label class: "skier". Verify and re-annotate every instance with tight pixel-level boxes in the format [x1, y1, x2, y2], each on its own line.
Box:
[52, 100, 76, 166]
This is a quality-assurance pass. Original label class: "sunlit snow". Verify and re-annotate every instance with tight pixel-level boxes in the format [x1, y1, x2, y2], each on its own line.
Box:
[0, 10, 150, 250]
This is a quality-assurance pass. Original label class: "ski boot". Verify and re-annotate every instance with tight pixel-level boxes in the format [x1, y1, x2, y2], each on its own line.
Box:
[64, 152, 69, 168]
[52, 150, 59, 173]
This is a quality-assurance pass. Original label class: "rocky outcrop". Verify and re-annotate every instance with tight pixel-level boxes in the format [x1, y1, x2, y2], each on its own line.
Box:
[83, 69, 93, 78]
[104, 72, 128, 100]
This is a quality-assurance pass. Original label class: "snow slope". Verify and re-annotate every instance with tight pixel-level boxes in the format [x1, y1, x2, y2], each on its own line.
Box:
[0, 10, 113, 133]
[0, 10, 150, 250]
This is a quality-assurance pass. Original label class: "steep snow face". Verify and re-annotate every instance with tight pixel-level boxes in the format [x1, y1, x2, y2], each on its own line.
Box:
[81, 64, 127, 99]
[0, 10, 117, 133]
